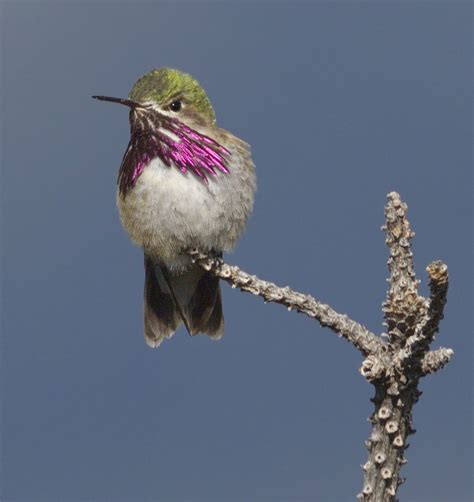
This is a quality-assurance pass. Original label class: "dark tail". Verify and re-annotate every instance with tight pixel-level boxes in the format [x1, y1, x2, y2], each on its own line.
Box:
[143, 255, 224, 348]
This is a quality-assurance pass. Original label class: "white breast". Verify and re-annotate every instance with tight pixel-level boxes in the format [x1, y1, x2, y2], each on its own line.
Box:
[117, 152, 255, 269]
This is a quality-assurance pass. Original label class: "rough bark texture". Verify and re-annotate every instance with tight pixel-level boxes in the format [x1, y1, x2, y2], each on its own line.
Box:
[189, 192, 453, 501]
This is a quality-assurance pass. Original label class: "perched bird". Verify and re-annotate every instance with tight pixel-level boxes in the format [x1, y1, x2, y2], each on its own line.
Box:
[94, 68, 256, 347]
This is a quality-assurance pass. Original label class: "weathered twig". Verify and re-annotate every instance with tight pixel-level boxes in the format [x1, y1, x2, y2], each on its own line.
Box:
[420, 346, 453, 375]
[189, 191, 453, 501]
[189, 250, 383, 357]
[359, 193, 453, 501]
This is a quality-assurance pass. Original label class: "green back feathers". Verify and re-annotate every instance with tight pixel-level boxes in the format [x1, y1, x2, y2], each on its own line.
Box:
[129, 68, 216, 125]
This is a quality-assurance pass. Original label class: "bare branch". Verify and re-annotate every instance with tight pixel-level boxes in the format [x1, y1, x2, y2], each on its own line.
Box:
[401, 261, 449, 363]
[360, 193, 453, 501]
[189, 250, 383, 356]
[382, 192, 425, 350]
[421, 347, 454, 375]
[189, 191, 453, 502]
[423, 261, 449, 342]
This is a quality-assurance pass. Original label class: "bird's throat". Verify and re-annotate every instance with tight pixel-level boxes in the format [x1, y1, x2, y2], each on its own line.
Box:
[118, 110, 231, 195]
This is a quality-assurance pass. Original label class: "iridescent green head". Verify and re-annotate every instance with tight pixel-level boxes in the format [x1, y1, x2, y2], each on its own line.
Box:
[128, 68, 216, 126]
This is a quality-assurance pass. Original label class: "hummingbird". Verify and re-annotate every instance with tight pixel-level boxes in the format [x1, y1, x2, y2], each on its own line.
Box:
[93, 68, 256, 348]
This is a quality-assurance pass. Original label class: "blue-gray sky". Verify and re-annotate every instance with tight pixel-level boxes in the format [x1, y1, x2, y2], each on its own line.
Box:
[1, 2, 472, 501]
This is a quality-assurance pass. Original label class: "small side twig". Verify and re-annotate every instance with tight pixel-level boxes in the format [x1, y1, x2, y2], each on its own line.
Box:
[421, 347, 454, 375]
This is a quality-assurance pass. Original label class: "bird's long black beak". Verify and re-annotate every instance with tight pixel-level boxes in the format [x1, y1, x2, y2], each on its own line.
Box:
[92, 95, 144, 108]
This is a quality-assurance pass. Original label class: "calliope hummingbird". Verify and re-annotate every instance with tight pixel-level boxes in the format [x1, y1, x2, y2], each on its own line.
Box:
[93, 68, 256, 348]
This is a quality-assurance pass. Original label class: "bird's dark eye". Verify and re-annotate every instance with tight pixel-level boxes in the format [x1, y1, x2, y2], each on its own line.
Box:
[169, 100, 182, 112]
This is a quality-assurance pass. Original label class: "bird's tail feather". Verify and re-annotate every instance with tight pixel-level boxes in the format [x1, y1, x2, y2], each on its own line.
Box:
[143, 255, 224, 347]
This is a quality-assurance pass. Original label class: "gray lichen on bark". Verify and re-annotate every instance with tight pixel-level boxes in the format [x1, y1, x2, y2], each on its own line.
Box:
[189, 191, 452, 501]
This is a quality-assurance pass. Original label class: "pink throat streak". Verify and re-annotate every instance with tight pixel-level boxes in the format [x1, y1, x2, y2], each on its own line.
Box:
[119, 113, 231, 195]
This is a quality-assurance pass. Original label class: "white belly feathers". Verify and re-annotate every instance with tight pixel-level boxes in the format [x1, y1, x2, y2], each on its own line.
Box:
[117, 155, 255, 268]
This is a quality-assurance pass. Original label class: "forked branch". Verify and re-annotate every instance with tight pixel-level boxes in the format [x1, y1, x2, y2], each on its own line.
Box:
[189, 192, 453, 501]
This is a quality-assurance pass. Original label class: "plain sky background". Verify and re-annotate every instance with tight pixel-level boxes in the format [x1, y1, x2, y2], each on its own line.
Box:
[1, 1, 472, 501]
